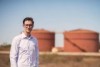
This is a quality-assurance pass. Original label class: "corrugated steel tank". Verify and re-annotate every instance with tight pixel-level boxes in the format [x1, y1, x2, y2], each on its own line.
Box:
[31, 29, 55, 52]
[64, 29, 99, 52]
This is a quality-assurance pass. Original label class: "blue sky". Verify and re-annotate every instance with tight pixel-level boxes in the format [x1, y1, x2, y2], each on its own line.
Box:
[0, 0, 100, 46]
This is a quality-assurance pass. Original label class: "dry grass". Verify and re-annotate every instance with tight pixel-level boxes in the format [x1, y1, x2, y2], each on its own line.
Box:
[0, 45, 10, 51]
[1, 45, 100, 67]
[39, 54, 100, 67]
[1, 54, 100, 67]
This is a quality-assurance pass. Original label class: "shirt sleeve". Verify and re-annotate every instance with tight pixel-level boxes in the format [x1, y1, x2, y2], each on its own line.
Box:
[34, 39, 39, 67]
[10, 37, 20, 67]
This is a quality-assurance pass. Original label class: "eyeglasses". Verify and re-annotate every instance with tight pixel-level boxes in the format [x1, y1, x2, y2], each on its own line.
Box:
[24, 24, 33, 27]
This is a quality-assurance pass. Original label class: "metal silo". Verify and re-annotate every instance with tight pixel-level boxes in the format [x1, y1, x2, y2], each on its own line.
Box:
[31, 29, 55, 52]
[64, 29, 99, 52]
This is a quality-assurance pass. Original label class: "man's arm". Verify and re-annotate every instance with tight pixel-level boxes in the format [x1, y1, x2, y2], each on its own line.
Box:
[10, 37, 19, 67]
[35, 39, 39, 67]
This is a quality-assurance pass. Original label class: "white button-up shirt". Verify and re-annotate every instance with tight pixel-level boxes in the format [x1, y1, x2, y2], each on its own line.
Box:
[10, 33, 39, 67]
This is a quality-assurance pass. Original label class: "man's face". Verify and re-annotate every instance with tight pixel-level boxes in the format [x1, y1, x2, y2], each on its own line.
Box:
[23, 20, 33, 33]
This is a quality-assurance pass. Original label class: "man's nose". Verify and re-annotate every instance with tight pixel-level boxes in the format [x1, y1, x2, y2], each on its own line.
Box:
[27, 26, 30, 28]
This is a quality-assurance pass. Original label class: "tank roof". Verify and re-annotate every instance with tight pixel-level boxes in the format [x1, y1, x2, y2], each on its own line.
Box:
[64, 29, 98, 33]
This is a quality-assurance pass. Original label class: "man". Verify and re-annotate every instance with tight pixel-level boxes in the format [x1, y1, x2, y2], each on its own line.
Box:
[10, 17, 39, 67]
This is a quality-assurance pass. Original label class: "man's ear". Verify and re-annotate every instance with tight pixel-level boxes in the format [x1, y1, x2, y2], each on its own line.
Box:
[32, 24, 34, 28]
[23, 24, 24, 27]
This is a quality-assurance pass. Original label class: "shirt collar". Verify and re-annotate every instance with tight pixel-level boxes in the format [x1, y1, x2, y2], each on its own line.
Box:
[21, 32, 32, 39]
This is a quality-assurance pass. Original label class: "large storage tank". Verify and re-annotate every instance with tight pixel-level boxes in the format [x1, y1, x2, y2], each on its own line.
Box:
[31, 29, 55, 52]
[64, 29, 99, 52]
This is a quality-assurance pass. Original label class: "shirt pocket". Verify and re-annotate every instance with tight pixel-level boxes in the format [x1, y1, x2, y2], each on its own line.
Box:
[29, 41, 35, 51]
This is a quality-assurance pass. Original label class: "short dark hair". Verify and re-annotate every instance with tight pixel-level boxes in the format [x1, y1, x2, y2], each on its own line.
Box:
[23, 17, 34, 25]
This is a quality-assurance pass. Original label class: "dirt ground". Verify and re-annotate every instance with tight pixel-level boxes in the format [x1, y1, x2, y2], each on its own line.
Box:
[1, 54, 100, 67]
